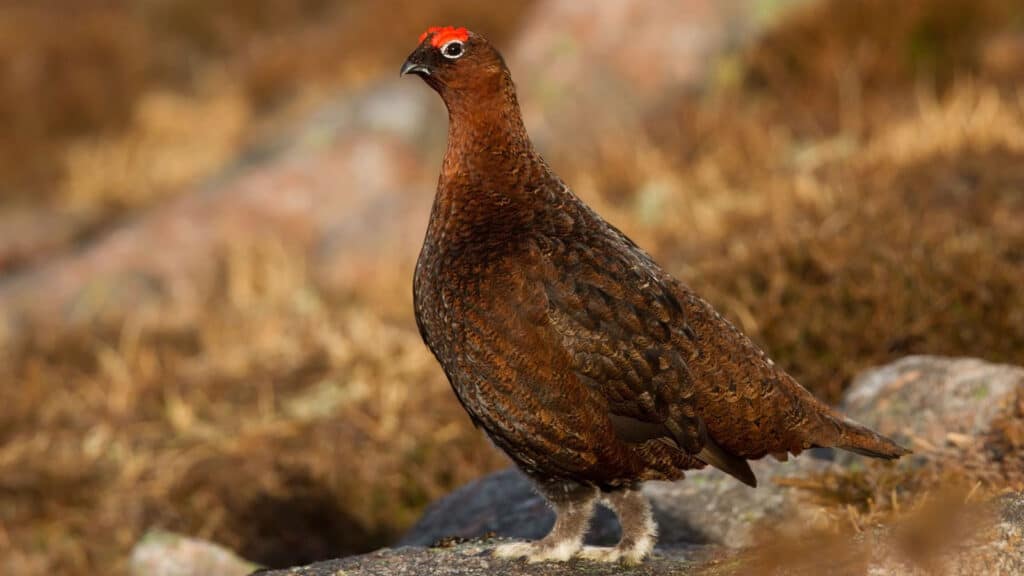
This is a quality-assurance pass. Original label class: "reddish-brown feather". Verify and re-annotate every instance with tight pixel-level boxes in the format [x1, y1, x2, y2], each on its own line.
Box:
[409, 30, 908, 491]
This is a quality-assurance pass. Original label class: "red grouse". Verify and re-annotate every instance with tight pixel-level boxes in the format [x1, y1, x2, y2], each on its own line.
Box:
[402, 27, 908, 565]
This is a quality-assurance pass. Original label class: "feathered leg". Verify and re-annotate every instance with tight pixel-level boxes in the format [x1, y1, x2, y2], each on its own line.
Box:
[578, 488, 656, 565]
[493, 481, 597, 563]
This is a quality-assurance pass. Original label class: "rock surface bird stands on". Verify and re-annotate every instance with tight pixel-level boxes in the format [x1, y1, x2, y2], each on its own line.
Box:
[241, 356, 1024, 575]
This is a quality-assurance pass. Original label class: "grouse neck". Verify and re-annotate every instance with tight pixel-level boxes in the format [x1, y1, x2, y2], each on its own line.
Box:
[430, 77, 561, 241]
[440, 81, 536, 181]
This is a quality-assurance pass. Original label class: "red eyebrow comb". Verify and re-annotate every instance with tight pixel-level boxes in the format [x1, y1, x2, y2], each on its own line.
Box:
[419, 26, 469, 48]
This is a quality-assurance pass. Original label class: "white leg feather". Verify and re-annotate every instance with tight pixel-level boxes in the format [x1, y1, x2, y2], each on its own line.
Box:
[576, 488, 657, 565]
[491, 481, 597, 563]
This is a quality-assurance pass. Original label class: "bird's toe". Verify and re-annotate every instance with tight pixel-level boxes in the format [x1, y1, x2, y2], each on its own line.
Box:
[494, 540, 580, 563]
[577, 546, 622, 563]
[618, 546, 650, 566]
[492, 541, 534, 559]
[617, 535, 655, 566]
[524, 540, 579, 563]
[578, 538, 654, 565]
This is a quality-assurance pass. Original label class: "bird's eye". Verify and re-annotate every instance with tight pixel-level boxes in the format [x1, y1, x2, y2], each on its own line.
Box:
[442, 40, 464, 60]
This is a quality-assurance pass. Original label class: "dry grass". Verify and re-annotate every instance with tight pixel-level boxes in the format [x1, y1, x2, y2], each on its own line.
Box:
[573, 0, 1024, 402]
[0, 0, 534, 218]
[1, 0, 1023, 575]
[0, 241, 508, 573]
[566, 88, 1024, 401]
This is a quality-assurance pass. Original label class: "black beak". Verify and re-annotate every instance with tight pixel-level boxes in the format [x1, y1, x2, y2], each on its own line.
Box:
[401, 45, 437, 79]
[400, 60, 431, 77]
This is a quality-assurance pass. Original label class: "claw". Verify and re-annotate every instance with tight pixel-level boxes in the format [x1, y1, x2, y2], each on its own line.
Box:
[492, 540, 580, 563]
[492, 542, 534, 559]
[577, 539, 652, 565]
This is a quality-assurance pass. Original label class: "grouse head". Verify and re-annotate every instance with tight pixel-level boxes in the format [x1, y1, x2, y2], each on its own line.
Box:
[400, 27, 514, 110]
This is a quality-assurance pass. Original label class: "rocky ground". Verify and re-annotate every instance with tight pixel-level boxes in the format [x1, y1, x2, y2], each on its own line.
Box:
[135, 356, 1024, 575]
[252, 543, 710, 576]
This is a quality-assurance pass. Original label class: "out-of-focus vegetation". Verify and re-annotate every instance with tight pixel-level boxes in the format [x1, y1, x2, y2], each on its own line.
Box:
[638, 0, 1024, 401]
[1, 0, 1023, 574]
[0, 0, 528, 210]
[1, 1, 534, 573]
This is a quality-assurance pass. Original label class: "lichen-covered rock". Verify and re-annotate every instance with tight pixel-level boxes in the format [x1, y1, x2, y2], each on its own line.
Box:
[840, 355, 1024, 453]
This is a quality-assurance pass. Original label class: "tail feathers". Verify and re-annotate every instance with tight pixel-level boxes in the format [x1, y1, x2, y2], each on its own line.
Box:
[697, 437, 757, 487]
[828, 415, 911, 460]
[840, 443, 906, 460]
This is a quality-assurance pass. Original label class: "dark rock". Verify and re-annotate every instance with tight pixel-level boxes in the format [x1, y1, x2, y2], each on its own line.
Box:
[399, 461, 828, 550]
[399, 468, 642, 548]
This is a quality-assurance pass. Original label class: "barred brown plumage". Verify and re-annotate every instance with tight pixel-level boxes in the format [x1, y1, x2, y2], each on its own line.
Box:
[402, 27, 909, 565]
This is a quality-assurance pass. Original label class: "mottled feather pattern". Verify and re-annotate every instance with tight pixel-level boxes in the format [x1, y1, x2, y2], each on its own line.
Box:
[409, 30, 908, 493]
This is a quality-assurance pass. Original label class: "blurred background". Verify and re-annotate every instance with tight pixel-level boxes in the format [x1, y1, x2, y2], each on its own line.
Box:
[0, 0, 1022, 574]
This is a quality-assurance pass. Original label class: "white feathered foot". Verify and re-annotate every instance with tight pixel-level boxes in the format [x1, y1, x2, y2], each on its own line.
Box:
[577, 488, 656, 565]
[492, 482, 597, 563]
[493, 483, 656, 565]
